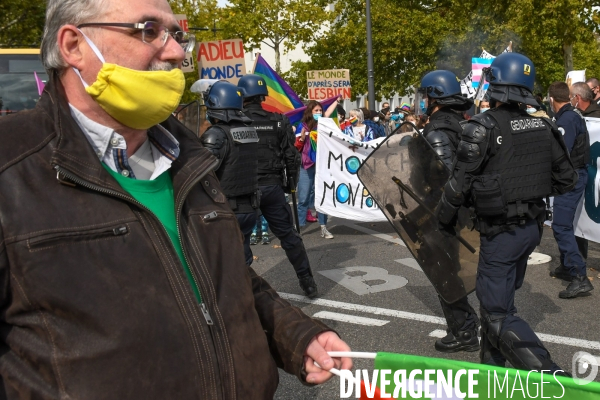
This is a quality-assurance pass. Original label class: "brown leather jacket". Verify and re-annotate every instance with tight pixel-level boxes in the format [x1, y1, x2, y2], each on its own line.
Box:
[0, 75, 329, 399]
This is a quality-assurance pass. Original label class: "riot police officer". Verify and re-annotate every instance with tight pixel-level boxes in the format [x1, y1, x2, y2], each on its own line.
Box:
[547, 81, 593, 298]
[416, 70, 480, 354]
[437, 53, 577, 373]
[238, 74, 318, 298]
[199, 81, 260, 267]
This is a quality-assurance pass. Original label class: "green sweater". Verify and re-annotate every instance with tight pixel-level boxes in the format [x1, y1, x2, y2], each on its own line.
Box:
[103, 165, 202, 303]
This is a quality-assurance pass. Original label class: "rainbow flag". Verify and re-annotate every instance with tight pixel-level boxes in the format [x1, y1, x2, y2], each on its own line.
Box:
[286, 95, 339, 129]
[252, 53, 304, 114]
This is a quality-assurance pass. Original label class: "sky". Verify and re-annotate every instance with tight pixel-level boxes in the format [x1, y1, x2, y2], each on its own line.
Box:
[217, 0, 229, 6]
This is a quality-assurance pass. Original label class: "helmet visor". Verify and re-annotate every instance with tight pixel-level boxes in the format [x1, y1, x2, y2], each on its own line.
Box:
[414, 91, 427, 116]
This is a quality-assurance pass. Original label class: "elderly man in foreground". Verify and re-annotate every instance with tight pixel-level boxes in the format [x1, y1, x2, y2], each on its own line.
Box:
[0, 0, 351, 398]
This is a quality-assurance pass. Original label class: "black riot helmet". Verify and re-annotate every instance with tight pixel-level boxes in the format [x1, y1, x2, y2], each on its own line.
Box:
[191, 79, 248, 123]
[416, 70, 472, 115]
[419, 70, 462, 98]
[484, 53, 539, 106]
[238, 74, 269, 100]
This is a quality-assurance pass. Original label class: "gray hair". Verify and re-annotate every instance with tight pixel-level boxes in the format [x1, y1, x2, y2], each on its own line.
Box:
[349, 109, 364, 123]
[41, 0, 108, 72]
[571, 82, 594, 102]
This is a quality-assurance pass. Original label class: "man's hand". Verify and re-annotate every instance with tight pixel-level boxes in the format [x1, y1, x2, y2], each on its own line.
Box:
[303, 331, 353, 384]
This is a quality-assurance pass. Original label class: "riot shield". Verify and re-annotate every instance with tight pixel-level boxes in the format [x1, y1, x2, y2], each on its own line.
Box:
[357, 121, 479, 303]
[174, 101, 211, 137]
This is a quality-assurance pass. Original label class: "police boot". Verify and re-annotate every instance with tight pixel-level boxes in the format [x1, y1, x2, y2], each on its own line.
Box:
[559, 275, 594, 299]
[434, 329, 479, 353]
[299, 275, 319, 299]
[550, 265, 573, 282]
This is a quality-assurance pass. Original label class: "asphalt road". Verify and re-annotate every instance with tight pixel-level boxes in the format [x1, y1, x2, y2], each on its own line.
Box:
[247, 217, 600, 399]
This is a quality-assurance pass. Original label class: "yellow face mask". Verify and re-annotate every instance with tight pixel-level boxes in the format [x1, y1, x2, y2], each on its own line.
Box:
[74, 31, 185, 130]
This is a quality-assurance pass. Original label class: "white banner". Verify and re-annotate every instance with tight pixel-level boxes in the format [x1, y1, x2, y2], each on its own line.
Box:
[566, 70, 586, 87]
[315, 118, 387, 222]
[460, 70, 475, 98]
[574, 118, 600, 243]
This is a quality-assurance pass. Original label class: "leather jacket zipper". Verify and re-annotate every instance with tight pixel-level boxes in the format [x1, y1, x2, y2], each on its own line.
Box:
[28, 224, 128, 249]
[54, 162, 218, 325]
[174, 159, 219, 326]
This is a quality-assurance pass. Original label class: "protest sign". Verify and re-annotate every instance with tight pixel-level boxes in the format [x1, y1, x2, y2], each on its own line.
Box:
[307, 69, 352, 100]
[197, 39, 246, 84]
[574, 118, 600, 243]
[315, 118, 386, 222]
[173, 15, 194, 73]
[566, 70, 586, 87]
[174, 14, 189, 32]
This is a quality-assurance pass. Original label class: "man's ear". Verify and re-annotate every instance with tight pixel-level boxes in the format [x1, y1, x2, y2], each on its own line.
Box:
[57, 25, 85, 70]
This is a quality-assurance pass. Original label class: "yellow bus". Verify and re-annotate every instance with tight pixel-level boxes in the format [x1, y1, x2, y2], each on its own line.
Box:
[0, 49, 47, 116]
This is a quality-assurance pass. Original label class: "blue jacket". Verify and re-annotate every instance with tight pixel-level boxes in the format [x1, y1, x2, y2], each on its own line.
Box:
[554, 104, 587, 153]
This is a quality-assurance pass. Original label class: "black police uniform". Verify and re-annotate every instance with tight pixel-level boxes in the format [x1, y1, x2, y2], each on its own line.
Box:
[423, 107, 480, 352]
[243, 102, 315, 281]
[201, 120, 260, 266]
[438, 103, 577, 371]
[551, 104, 590, 283]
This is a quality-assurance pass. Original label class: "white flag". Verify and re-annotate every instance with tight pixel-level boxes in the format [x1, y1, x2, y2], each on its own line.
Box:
[480, 49, 495, 59]
[460, 70, 476, 98]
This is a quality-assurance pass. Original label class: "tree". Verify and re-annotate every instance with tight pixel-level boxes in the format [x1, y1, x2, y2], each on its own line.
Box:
[169, 0, 225, 104]
[0, 0, 46, 47]
[286, 0, 600, 100]
[285, 0, 470, 100]
[218, 0, 334, 73]
[461, 0, 600, 89]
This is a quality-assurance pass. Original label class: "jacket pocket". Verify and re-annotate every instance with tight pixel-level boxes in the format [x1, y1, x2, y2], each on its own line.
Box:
[471, 174, 506, 217]
[27, 224, 130, 252]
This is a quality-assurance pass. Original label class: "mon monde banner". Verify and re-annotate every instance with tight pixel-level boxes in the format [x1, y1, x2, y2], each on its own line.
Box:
[315, 118, 386, 222]
[574, 117, 600, 243]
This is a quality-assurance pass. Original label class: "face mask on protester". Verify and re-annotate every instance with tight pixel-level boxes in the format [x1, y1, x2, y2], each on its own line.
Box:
[73, 30, 185, 130]
[480, 108, 489, 113]
[313, 113, 322, 121]
[349, 116, 358, 125]
[373, 116, 380, 122]
[419, 100, 426, 114]
[526, 107, 537, 114]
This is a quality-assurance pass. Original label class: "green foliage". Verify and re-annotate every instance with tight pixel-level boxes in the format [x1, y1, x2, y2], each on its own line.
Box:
[287, 0, 600, 98]
[169, 0, 226, 103]
[0, 0, 46, 47]
[217, 0, 334, 72]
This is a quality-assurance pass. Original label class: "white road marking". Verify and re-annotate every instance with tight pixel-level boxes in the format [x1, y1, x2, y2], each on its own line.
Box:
[338, 221, 406, 247]
[318, 266, 408, 295]
[279, 292, 445, 324]
[395, 258, 423, 272]
[536, 333, 600, 351]
[528, 252, 552, 265]
[280, 293, 600, 351]
[429, 329, 600, 350]
[313, 311, 390, 326]
[429, 329, 447, 339]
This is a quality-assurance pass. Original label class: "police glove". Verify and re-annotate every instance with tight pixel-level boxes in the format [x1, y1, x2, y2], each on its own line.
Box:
[438, 221, 457, 238]
[284, 170, 298, 194]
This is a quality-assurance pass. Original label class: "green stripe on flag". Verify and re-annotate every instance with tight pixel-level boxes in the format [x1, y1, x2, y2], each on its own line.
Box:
[373, 352, 600, 399]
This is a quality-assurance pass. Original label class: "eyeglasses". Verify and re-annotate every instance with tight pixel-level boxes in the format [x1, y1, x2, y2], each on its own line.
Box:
[77, 21, 196, 53]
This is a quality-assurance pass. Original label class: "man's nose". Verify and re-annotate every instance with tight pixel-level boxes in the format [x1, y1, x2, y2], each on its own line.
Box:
[160, 35, 186, 66]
